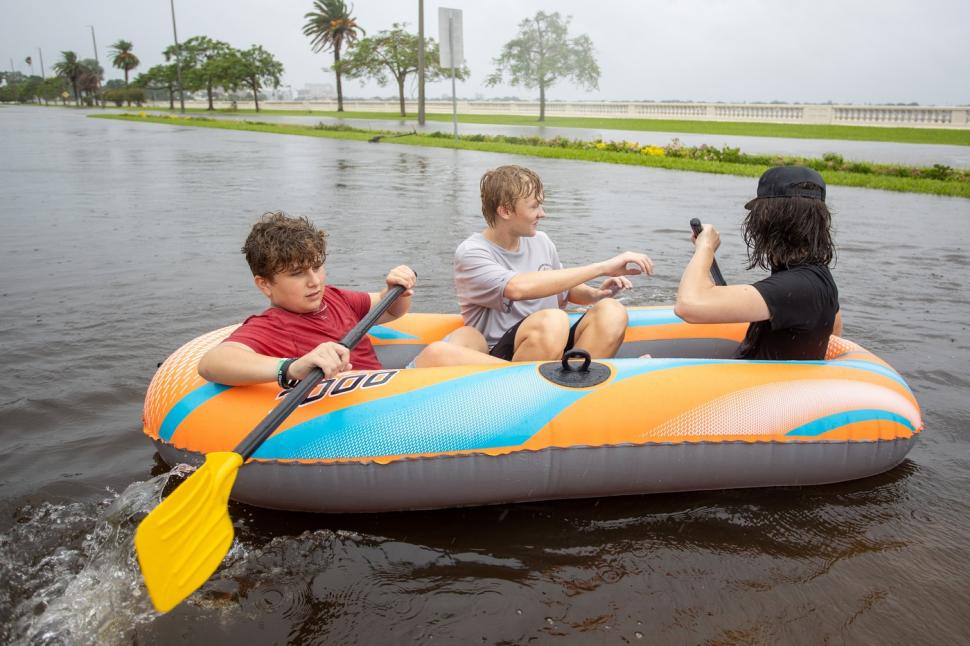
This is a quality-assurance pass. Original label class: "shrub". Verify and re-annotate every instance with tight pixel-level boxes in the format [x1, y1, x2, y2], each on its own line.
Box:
[102, 87, 145, 107]
[822, 152, 844, 167]
[924, 164, 954, 181]
[847, 162, 873, 174]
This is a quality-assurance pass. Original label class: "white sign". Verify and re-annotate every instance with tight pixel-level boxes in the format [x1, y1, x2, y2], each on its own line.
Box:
[438, 7, 464, 69]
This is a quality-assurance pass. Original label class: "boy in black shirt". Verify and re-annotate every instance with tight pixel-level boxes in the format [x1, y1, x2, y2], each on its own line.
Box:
[675, 166, 842, 360]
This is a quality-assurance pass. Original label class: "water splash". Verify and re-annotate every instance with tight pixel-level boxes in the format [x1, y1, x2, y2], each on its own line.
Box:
[1, 464, 193, 646]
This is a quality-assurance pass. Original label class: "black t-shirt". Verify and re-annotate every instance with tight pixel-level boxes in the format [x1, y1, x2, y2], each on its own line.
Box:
[734, 264, 839, 361]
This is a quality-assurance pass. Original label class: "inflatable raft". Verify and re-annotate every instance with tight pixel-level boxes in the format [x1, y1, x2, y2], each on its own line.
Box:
[143, 307, 922, 513]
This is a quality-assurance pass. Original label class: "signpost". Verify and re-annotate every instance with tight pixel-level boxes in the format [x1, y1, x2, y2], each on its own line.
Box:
[438, 7, 463, 142]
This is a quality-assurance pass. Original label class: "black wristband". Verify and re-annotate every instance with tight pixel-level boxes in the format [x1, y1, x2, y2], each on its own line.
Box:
[277, 358, 299, 389]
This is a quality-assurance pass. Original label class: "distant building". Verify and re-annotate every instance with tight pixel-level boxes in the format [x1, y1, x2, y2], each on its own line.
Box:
[271, 86, 296, 101]
[297, 83, 336, 100]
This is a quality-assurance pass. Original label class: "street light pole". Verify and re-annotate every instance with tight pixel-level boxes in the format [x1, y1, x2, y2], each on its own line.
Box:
[87, 25, 101, 107]
[38, 48, 46, 79]
[170, 0, 186, 113]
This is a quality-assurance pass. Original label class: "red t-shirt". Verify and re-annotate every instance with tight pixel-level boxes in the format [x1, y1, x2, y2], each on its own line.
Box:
[225, 286, 382, 370]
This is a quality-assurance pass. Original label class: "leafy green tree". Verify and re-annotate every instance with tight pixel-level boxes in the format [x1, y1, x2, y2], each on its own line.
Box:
[0, 72, 25, 103]
[165, 36, 233, 110]
[303, 0, 364, 111]
[7, 74, 41, 103]
[222, 45, 284, 112]
[0, 81, 15, 103]
[39, 76, 68, 104]
[110, 40, 140, 105]
[136, 64, 179, 109]
[339, 23, 467, 116]
[53, 51, 83, 105]
[487, 11, 599, 121]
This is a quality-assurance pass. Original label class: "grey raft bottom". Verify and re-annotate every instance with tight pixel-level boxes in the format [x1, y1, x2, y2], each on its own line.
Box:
[155, 436, 918, 513]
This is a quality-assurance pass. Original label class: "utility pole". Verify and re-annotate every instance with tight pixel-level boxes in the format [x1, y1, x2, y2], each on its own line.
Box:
[170, 0, 186, 113]
[87, 25, 101, 106]
[418, 0, 425, 125]
[38, 47, 46, 79]
[88, 25, 99, 66]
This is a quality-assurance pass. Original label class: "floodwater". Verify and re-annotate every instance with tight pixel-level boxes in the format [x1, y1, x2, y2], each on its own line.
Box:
[139, 106, 970, 169]
[1, 104, 969, 644]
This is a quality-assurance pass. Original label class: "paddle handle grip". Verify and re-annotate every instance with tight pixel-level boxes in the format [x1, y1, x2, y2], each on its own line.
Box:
[689, 218, 727, 286]
[235, 284, 407, 459]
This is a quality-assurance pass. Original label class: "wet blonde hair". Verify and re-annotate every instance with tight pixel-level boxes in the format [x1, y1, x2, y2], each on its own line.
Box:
[479, 165, 544, 227]
[242, 211, 328, 279]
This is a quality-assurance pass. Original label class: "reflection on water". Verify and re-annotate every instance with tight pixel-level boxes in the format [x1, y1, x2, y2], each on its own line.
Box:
[1, 105, 970, 644]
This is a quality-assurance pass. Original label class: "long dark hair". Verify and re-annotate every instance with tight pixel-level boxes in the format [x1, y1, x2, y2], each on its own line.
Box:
[742, 191, 835, 271]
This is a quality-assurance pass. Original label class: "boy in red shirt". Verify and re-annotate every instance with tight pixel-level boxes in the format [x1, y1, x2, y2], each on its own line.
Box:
[198, 211, 417, 386]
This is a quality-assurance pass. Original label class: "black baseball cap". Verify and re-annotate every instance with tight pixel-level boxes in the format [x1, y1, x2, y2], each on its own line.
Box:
[745, 165, 826, 209]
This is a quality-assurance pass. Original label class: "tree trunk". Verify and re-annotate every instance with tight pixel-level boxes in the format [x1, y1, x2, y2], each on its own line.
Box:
[168, 83, 175, 110]
[334, 49, 343, 112]
[207, 81, 214, 110]
[539, 82, 545, 122]
[124, 69, 130, 106]
[252, 77, 260, 112]
[398, 77, 406, 116]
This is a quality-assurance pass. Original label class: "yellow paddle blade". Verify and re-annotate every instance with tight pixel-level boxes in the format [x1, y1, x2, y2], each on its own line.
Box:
[135, 451, 244, 613]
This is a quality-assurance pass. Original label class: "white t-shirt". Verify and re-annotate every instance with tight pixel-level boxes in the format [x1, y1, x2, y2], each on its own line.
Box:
[454, 231, 567, 347]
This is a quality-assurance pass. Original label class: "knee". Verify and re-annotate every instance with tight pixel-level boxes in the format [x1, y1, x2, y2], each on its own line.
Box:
[524, 309, 570, 339]
[519, 309, 570, 353]
[591, 298, 628, 328]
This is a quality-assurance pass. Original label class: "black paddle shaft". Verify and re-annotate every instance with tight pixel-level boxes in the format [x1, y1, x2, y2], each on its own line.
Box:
[689, 218, 727, 286]
[235, 285, 406, 460]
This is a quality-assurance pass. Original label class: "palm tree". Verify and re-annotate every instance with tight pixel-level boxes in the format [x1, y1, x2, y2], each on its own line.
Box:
[52, 51, 83, 105]
[78, 59, 104, 103]
[302, 0, 364, 111]
[110, 40, 140, 106]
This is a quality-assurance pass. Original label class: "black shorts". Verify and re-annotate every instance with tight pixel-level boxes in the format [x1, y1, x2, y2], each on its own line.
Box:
[488, 312, 586, 361]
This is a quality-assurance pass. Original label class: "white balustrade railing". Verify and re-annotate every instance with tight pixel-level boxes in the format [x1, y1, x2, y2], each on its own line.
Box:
[173, 98, 970, 129]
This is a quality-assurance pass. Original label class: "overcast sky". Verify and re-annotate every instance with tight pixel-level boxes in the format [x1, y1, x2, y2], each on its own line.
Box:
[3, 0, 969, 105]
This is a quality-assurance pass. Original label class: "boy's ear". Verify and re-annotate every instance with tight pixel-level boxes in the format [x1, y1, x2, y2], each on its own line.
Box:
[495, 203, 512, 221]
[254, 274, 273, 298]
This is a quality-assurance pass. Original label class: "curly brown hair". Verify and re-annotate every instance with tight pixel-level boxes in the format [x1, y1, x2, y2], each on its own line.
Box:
[480, 165, 544, 227]
[742, 191, 835, 270]
[242, 211, 327, 279]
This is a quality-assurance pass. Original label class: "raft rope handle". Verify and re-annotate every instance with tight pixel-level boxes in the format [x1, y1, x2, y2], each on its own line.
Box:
[561, 348, 592, 373]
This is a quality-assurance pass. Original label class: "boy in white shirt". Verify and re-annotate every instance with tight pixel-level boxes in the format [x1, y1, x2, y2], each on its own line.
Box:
[447, 165, 654, 362]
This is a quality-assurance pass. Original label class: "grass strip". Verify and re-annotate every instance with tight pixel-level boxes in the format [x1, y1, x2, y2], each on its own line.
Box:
[141, 105, 970, 147]
[91, 113, 970, 199]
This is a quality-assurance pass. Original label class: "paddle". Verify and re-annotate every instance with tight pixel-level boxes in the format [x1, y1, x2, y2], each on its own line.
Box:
[689, 218, 727, 286]
[135, 285, 406, 613]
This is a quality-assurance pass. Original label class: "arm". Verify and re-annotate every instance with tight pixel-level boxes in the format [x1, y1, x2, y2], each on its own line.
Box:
[674, 224, 770, 324]
[369, 265, 416, 323]
[505, 251, 653, 302]
[567, 276, 634, 305]
[198, 340, 352, 386]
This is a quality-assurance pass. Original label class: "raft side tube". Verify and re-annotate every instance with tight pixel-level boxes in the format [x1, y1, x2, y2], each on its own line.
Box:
[156, 438, 918, 513]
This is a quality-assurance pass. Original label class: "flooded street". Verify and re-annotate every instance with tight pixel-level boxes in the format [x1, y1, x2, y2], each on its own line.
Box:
[1, 105, 969, 644]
